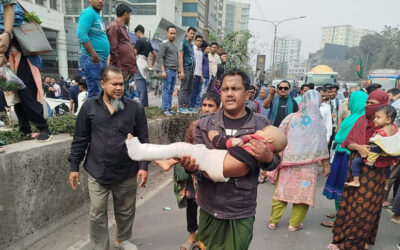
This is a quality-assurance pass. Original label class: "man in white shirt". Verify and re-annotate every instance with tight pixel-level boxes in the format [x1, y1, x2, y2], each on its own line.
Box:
[207, 42, 221, 92]
[75, 80, 88, 115]
[190, 35, 203, 109]
[317, 87, 332, 144]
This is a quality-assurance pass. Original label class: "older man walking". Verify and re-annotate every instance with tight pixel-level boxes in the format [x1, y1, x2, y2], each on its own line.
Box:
[68, 66, 149, 250]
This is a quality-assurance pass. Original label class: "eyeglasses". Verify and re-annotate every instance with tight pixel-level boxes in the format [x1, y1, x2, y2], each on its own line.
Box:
[278, 87, 289, 91]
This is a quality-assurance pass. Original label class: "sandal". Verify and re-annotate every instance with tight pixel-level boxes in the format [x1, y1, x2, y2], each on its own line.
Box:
[321, 220, 334, 228]
[268, 223, 277, 230]
[326, 213, 336, 219]
[180, 241, 194, 250]
[288, 223, 303, 232]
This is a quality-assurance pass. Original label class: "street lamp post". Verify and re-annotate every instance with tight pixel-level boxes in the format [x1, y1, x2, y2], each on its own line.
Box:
[249, 16, 305, 77]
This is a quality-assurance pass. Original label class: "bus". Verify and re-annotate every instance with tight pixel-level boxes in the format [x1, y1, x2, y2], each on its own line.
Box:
[305, 65, 338, 88]
[367, 69, 400, 90]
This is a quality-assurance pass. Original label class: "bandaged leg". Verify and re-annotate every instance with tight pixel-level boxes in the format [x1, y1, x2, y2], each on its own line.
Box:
[125, 137, 229, 182]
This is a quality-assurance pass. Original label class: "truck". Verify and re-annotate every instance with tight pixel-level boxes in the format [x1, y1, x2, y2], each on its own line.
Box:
[304, 65, 338, 88]
[367, 69, 400, 90]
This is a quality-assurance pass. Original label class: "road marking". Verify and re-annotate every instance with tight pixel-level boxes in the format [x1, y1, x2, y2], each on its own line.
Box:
[67, 177, 172, 250]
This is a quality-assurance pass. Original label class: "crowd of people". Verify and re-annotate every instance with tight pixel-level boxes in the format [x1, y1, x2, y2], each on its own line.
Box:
[0, 0, 400, 249]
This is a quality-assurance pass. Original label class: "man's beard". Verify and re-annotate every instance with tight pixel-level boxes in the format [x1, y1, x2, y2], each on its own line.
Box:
[110, 97, 124, 112]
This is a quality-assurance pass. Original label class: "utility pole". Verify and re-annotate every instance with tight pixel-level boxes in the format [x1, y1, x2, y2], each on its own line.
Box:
[203, 0, 210, 41]
[249, 16, 306, 78]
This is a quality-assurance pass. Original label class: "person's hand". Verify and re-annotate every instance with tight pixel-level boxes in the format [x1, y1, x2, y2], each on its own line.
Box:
[179, 71, 185, 80]
[162, 71, 167, 79]
[260, 170, 269, 179]
[0, 54, 7, 66]
[180, 155, 199, 172]
[246, 139, 273, 163]
[208, 130, 219, 142]
[269, 88, 276, 96]
[357, 145, 370, 158]
[137, 169, 148, 187]
[91, 54, 100, 64]
[0, 33, 10, 54]
[69, 172, 80, 190]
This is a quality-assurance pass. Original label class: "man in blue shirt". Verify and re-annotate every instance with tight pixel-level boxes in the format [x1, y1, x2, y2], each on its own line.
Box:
[77, 0, 110, 98]
[178, 26, 196, 113]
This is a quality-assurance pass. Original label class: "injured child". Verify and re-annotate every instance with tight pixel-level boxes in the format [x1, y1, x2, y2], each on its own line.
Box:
[125, 125, 287, 182]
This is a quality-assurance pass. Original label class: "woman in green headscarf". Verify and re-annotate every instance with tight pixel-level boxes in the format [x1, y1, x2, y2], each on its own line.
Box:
[321, 90, 368, 227]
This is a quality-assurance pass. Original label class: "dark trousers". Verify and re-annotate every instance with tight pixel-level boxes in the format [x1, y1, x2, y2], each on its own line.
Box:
[392, 182, 400, 215]
[351, 156, 364, 177]
[328, 130, 337, 155]
[14, 56, 48, 134]
[187, 198, 198, 233]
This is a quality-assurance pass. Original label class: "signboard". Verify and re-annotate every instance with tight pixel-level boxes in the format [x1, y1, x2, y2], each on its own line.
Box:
[256, 55, 266, 71]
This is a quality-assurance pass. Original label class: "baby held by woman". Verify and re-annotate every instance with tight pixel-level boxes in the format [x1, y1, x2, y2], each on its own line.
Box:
[125, 125, 287, 182]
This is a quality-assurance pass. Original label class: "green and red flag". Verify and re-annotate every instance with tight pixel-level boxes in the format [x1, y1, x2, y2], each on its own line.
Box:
[356, 56, 363, 78]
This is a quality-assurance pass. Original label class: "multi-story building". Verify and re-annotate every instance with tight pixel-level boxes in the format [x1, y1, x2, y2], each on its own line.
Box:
[320, 25, 376, 49]
[181, 0, 206, 34]
[223, 1, 249, 33]
[273, 36, 301, 69]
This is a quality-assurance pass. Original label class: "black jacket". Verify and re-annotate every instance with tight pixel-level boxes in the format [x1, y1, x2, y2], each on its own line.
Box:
[68, 93, 149, 184]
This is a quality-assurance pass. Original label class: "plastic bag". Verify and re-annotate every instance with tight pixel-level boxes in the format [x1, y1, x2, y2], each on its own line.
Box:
[0, 66, 26, 91]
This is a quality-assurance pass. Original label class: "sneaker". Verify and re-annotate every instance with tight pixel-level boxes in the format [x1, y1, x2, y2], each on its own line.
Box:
[177, 108, 189, 114]
[163, 110, 173, 116]
[0, 120, 4, 127]
[37, 132, 52, 142]
[114, 240, 138, 250]
[187, 107, 197, 113]
[169, 110, 177, 115]
[397, 243, 400, 250]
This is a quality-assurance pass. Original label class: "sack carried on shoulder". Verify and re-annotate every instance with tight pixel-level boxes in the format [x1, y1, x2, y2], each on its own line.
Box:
[12, 3, 53, 56]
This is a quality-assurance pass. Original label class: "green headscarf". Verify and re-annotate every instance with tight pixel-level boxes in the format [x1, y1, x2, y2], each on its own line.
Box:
[334, 91, 368, 154]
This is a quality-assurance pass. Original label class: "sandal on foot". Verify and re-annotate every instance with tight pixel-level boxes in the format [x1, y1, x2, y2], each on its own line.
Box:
[321, 220, 334, 228]
[268, 223, 277, 230]
[326, 213, 336, 219]
[288, 223, 303, 232]
[180, 241, 194, 250]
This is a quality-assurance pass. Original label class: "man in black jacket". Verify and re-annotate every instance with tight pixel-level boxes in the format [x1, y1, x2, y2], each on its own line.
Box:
[68, 66, 149, 250]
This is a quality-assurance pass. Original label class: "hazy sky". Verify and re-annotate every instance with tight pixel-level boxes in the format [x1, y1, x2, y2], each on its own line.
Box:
[241, 0, 400, 62]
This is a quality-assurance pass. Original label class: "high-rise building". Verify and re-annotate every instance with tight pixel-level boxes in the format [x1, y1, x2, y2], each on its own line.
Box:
[273, 36, 301, 68]
[181, 0, 206, 34]
[223, 1, 250, 33]
[320, 25, 376, 49]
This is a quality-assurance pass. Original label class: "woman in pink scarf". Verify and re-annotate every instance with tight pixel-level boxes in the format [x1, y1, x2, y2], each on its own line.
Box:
[268, 90, 330, 231]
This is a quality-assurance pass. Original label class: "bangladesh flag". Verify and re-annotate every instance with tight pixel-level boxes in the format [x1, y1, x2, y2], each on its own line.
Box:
[356, 56, 363, 78]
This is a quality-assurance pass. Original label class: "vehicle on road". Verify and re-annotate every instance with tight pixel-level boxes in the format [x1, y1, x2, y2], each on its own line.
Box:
[367, 69, 400, 90]
[305, 65, 338, 88]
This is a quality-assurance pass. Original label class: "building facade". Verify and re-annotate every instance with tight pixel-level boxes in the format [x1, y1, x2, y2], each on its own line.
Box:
[223, 0, 249, 33]
[181, 0, 206, 34]
[320, 25, 376, 49]
[273, 36, 301, 68]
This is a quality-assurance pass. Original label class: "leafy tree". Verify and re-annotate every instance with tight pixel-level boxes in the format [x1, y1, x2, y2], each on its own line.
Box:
[209, 30, 253, 73]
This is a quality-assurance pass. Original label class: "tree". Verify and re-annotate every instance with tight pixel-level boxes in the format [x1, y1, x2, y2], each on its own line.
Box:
[209, 30, 253, 73]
